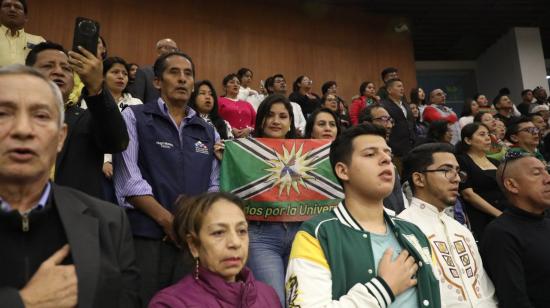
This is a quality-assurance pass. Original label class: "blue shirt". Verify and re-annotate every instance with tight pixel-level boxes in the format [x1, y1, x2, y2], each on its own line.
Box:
[371, 223, 418, 308]
[0, 182, 51, 213]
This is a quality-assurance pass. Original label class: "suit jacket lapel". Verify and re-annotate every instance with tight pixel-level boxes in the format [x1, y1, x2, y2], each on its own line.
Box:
[53, 185, 99, 308]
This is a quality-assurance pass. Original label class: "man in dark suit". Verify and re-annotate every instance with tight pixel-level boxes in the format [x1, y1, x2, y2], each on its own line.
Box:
[380, 78, 416, 169]
[0, 65, 140, 307]
[25, 41, 129, 200]
[129, 38, 178, 103]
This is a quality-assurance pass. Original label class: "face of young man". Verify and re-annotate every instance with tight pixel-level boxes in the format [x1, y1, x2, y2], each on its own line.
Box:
[336, 134, 395, 201]
[413, 152, 461, 210]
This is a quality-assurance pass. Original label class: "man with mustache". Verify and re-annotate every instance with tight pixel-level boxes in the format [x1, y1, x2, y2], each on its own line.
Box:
[0, 0, 44, 67]
[113, 51, 220, 306]
[286, 124, 440, 307]
[398, 143, 497, 307]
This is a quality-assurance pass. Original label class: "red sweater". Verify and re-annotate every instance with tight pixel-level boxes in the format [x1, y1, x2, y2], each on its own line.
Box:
[218, 97, 256, 130]
[422, 105, 458, 124]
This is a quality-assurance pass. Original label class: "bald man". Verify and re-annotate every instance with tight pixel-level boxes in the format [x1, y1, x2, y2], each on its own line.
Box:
[481, 153, 550, 308]
[128, 38, 178, 103]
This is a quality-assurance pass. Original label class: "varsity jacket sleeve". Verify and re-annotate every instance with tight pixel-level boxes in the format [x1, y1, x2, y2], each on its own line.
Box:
[286, 230, 395, 308]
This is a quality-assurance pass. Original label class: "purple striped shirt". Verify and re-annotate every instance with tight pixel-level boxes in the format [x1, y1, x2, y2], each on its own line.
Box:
[113, 99, 220, 208]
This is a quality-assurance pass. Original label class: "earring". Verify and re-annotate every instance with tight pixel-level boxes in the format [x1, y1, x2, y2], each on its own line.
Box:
[194, 258, 199, 280]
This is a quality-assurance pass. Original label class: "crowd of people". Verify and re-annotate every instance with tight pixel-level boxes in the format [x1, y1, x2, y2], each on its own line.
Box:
[1, 0, 550, 307]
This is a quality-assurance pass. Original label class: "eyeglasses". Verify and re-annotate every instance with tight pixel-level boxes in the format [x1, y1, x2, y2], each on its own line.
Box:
[274, 79, 286, 84]
[516, 127, 540, 135]
[420, 167, 467, 183]
[373, 116, 395, 125]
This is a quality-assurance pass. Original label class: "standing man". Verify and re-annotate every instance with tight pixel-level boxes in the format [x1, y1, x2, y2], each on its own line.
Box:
[517, 89, 533, 116]
[423, 88, 461, 144]
[129, 38, 178, 103]
[399, 143, 497, 307]
[286, 124, 440, 307]
[113, 51, 219, 305]
[380, 78, 416, 168]
[0, 65, 139, 308]
[493, 94, 516, 127]
[265, 74, 306, 135]
[376, 67, 399, 101]
[359, 104, 408, 214]
[26, 41, 129, 200]
[481, 152, 550, 308]
[0, 0, 44, 67]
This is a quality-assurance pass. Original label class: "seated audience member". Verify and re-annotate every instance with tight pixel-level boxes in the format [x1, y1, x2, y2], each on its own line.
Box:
[376, 67, 400, 101]
[380, 78, 417, 162]
[350, 81, 378, 125]
[0, 0, 45, 67]
[149, 193, 281, 308]
[286, 124, 440, 307]
[410, 102, 428, 138]
[399, 143, 497, 307]
[474, 93, 494, 114]
[132, 38, 178, 103]
[474, 112, 507, 161]
[494, 119, 506, 141]
[304, 108, 340, 140]
[456, 123, 507, 240]
[26, 41, 129, 200]
[359, 104, 408, 214]
[113, 51, 219, 305]
[459, 99, 480, 128]
[530, 113, 550, 159]
[218, 73, 256, 138]
[425, 120, 453, 144]
[265, 74, 307, 135]
[0, 65, 139, 308]
[190, 80, 232, 140]
[321, 80, 350, 127]
[423, 89, 460, 144]
[236, 67, 262, 110]
[505, 116, 545, 162]
[481, 152, 550, 308]
[289, 75, 321, 119]
[518, 89, 533, 116]
[493, 94, 516, 127]
[247, 94, 298, 306]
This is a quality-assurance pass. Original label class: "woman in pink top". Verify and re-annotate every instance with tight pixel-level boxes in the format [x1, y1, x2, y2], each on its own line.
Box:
[218, 74, 256, 138]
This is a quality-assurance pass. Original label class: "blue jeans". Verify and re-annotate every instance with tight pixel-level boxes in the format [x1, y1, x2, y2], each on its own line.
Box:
[247, 221, 301, 307]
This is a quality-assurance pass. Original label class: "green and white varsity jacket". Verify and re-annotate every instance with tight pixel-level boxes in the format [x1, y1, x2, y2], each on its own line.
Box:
[285, 202, 441, 308]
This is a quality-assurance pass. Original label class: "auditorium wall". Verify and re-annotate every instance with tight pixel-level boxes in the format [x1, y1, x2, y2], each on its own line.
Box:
[26, 0, 417, 100]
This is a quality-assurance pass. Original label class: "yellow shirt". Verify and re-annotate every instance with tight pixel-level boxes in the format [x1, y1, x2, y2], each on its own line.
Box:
[0, 24, 45, 67]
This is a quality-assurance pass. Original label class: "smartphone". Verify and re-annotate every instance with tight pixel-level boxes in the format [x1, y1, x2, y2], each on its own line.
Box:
[72, 17, 100, 56]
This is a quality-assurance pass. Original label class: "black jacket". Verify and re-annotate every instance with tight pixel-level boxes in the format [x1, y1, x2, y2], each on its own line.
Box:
[380, 99, 416, 157]
[0, 184, 141, 308]
[55, 86, 129, 199]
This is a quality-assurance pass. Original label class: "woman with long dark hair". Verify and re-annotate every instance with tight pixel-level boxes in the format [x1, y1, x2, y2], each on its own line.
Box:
[350, 81, 378, 125]
[459, 99, 480, 128]
[236, 67, 262, 110]
[304, 108, 340, 140]
[289, 75, 320, 119]
[189, 80, 232, 140]
[456, 123, 506, 240]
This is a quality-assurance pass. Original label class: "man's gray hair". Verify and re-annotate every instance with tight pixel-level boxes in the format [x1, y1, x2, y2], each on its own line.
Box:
[0, 64, 65, 127]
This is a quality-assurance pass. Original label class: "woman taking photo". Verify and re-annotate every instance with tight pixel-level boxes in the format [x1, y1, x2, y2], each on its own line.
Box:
[149, 192, 281, 307]
[189, 80, 233, 140]
[456, 123, 506, 240]
[304, 108, 340, 140]
[247, 94, 299, 306]
[349, 81, 378, 125]
[289, 75, 320, 119]
[218, 73, 256, 138]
